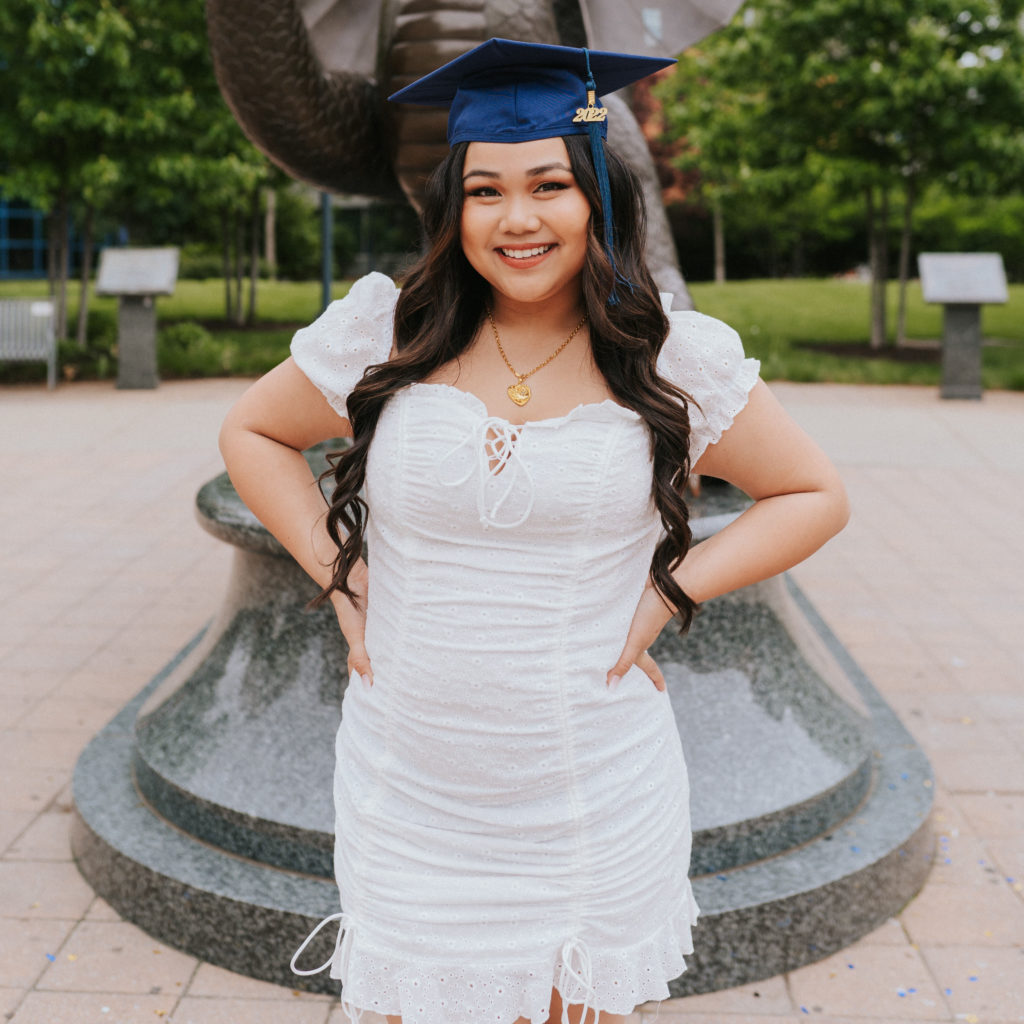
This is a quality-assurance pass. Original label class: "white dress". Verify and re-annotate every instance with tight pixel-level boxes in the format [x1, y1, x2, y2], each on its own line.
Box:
[289, 273, 760, 1024]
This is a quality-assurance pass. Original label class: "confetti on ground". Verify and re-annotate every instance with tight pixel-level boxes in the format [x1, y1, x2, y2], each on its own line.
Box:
[965, 1015, 979, 1024]
[66, 953, 77, 961]
[945, 988, 953, 995]
[847, 963, 855, 969]
[716, 874, 727, 881]
[800, 1007, 809, 1015]
[44, 954, 55, 962]
[897, 988, 907, 997]
[969, 975, 979, 981]
[851, 845, 860, 853]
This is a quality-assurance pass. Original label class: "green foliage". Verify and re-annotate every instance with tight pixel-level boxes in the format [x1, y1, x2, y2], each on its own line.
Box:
[159, 320, 215, 351]
[913, 190, 1024, 281]
[55, 308, 118, 380]
[157, 320, 227, 377]
[274, 189, 322, 281]
[0, 0, 275, 329]
[178, 244, 229, 281]
[657, 0, 1024, 280]
[0, 0, 220, 207]
[161, 326, 296, 377]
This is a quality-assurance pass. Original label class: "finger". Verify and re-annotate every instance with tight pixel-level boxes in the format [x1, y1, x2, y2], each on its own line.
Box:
[606, 639, 645, 688]
[346, 645, 373, 688]
[636, 649, 666, 692]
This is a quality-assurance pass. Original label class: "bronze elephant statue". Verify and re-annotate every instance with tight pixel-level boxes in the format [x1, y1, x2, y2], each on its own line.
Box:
[205, 0, 743, 307]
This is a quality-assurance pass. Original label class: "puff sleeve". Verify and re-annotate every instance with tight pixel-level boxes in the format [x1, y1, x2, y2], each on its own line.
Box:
[657, 308, 761, 467]
[289, 272, 399, 420]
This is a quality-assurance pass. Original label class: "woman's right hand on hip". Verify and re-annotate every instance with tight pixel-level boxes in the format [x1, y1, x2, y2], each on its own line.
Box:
[333, 559, 373, 687]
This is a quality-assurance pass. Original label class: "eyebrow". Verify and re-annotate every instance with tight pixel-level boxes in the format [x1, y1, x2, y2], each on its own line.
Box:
[462, 162, 573, 182]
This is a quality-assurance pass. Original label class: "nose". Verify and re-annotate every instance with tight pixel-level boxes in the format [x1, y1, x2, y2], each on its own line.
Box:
[499, 195, 542, 235]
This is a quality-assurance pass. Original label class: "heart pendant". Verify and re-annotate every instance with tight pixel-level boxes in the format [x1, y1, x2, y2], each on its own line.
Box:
[507, 382, 531, 406]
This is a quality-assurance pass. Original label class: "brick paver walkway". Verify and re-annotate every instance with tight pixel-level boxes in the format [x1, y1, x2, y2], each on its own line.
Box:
[1, 379, 1022, 1024]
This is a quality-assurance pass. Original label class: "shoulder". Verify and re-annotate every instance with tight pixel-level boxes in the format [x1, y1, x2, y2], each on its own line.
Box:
[657, 309, 747, 386]
[289, 273, 399, 418]
[657, 307, 761, 466]
[292, 272, 399, 349]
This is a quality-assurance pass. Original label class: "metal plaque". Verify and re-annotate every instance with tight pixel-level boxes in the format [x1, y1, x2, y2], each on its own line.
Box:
[96, 247, 180, 297]
[918, 252, 1008, 305]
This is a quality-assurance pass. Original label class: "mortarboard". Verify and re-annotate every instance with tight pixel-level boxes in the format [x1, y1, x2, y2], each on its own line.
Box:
[388, 38, 675, 301]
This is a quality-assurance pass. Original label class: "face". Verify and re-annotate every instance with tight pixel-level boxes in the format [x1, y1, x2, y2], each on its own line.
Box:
[460, 137, 591, 309]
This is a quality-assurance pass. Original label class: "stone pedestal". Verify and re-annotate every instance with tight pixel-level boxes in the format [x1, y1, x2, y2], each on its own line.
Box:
[71, 458, 933, 995]
[116, 295, 160, 390]
[940, 303, 982, 400]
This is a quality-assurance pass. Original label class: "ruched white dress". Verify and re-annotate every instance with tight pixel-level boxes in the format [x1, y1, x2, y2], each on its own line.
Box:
[289, 273, 760, 1024]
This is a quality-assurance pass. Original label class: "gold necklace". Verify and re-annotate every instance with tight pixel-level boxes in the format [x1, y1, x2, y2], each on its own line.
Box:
[487, 309, 588, 407]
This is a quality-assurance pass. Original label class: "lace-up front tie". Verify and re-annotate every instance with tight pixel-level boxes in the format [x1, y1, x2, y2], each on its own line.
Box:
[437, 416, 535, 529]
[291, 912, 364, 1023]
[557, 937, 597, 1024]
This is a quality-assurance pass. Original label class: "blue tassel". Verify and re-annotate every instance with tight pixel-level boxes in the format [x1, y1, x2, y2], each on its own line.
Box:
[583, 51, 634, 305]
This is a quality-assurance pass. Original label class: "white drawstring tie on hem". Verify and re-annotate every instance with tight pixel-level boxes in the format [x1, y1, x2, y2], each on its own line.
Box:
[438, 417, 535, 528]
[557, 936, 596, 1024]
[290, 912, 363, 1024]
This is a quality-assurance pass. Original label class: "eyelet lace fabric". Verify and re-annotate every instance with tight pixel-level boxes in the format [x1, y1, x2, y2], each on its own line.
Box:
[289, 277, 758, 1024]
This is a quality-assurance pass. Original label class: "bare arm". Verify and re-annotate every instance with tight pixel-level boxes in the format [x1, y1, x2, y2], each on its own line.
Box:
[218, 357, 375, 683]
[607, 380, 850, 689]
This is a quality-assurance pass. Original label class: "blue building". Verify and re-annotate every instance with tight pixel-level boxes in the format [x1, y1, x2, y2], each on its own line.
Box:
[0, 197, 49, 279]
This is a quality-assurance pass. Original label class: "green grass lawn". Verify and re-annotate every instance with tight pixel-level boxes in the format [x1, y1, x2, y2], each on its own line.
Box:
[690, 279, 1024, 390]
[2, 276, 1021, 389]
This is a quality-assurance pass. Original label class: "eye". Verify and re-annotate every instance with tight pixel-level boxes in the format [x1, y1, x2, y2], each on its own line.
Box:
[465, 185, 500, 197]
[536, 181, 570, 193]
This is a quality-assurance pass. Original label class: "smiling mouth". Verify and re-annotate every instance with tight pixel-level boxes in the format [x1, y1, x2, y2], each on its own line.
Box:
[497, 244, 555, 259]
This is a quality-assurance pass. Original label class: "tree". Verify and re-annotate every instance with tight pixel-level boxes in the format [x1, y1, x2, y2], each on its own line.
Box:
[659, 0, 1024, 344]
[0, 1, 139, 341]
[0, 0, 274, 338]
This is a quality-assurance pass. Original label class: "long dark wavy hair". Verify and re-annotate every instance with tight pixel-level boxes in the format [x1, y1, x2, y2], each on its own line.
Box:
[314, 133, 700, 630]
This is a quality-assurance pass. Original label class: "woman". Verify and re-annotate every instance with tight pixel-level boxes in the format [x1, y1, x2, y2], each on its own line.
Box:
[219, 38, 849, 1024]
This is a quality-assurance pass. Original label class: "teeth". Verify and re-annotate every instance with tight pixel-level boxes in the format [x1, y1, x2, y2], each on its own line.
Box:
[500, 245, 553, 259]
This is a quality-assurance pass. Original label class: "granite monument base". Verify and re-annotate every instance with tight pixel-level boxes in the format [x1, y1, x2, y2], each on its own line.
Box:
[940, 303, 983, 400]
[71, 468, 933, 995]
[116, 295, 159, 390]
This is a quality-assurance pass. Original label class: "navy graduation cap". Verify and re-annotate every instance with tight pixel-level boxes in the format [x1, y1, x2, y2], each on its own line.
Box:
[389, 38, 675, 301]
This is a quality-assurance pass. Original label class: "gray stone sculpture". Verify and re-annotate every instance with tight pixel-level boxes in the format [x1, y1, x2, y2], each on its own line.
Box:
[71, 450, 933, 995]
[204, 0, 747, 308]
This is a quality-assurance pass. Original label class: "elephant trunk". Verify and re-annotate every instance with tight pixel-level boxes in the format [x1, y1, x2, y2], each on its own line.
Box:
[207, 0, 401, 198]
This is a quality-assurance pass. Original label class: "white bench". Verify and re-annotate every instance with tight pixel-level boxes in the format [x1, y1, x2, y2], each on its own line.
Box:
[0, 299, 57, 389]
